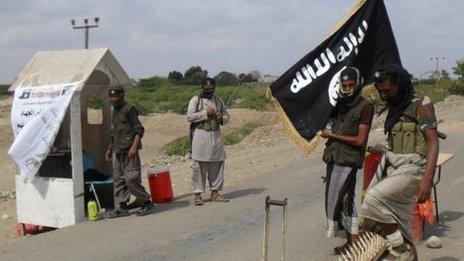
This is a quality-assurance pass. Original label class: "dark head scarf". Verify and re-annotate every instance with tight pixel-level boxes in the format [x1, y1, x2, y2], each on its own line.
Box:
[109, 85, 125, 96]
[109, 85, 126, 109]
[200, 77, 216, 99]
[374, 64, 414, 132]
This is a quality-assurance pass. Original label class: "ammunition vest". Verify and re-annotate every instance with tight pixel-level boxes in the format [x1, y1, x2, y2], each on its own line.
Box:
[323, 96, 370, 169]
[112, 103, 137, 153]
[388, 99, 427, 156]
[195, 95, 224, 132]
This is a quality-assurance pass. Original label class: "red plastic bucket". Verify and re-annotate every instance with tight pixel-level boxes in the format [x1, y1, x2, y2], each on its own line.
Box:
[363, 153, 383, 191]
[362, 152, 383, 202]
[147, 167, 173, 203]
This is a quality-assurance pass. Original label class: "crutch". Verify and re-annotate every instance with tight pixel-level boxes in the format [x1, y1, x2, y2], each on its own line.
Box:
[262, 196, 288, 261]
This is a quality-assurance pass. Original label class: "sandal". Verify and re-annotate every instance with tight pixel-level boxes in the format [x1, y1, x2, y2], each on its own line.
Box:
[193, 194, 204, 206]
[210, 191, 229, 202]
[136, 201, 154, 216]
[107, 208, 130, 219]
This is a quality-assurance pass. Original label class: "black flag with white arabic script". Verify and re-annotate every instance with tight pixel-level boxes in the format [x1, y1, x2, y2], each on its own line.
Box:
[270, 0, 401, 141]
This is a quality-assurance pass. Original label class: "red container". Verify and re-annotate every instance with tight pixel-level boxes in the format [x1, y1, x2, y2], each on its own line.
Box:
[147, 167, 173, 203]
[362, 152, 383, 202]
[15, 223, 54, 236]
[363, 153, 383, 191]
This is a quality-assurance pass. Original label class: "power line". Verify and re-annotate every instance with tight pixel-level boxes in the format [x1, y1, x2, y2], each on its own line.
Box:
[430, 56, 445, 88]
[71, 17, 100, 49]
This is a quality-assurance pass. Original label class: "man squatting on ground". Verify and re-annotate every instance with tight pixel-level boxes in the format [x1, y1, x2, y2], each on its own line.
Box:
[360, 64, 439, 260]
[105, 86, 154, 217]
[319, 67, 374, 254]
[187, 78, 230, 206]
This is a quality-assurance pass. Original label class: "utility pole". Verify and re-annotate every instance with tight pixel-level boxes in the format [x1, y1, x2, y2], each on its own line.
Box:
[430, 57, 445, 77]
[71, 17, 100, 49]
[430, 57, 445, 89]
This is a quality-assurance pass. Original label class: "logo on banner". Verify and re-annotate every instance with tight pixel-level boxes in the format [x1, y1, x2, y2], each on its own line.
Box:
[18, 90, 31, 100]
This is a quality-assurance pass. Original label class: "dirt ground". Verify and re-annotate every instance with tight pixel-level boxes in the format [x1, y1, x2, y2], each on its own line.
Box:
[1, 95, 464, 248]
[0, 96, 305, 245]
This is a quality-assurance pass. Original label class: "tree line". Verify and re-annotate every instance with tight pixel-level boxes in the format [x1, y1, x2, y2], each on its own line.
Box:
[412, 58, 464, 95]
[167, 66, 261, 86]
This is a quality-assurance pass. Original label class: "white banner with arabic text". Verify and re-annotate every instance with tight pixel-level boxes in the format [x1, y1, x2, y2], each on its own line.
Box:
[9, 83, 79, 179]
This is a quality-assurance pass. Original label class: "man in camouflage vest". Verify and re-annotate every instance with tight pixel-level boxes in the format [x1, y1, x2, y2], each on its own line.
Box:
[105, 86, 153, 218]
[361, 64, 439, 260]
[319, 67, 374, 255]
[187, 78, 230, 206]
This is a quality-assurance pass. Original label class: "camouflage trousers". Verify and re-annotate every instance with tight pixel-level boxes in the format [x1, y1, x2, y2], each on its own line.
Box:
[113, 153, 151, 205]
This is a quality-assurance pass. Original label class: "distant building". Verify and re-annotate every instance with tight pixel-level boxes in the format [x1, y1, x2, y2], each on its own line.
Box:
[259, 74, 279, 83]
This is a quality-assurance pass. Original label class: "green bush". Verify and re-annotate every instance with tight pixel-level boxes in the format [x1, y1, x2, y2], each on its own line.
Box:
[0, 85, 9, 96]
[87, 92, 103, 109]
[449, 79, 464, 95]
[365, 78, 463, 113]
[223, 123, 262, 145]
[164, 136, 190, 157]
[163, 123, 262, 156]
[415, 79, 454, 103]
[124, 77, 272, 115]
[138, 76, 170, 91]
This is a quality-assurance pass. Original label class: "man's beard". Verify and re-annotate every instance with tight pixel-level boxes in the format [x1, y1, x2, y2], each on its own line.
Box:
[110, 99, 125, 109]
[200, 90, 214, 99]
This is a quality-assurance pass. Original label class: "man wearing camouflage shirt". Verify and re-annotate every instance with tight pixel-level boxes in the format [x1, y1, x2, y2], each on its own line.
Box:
[106, 86, 153, 217]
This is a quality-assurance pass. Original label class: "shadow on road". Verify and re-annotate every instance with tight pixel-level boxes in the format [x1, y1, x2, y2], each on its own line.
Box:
[430, 257, 460, 261]
[152, 200, 191, 214]
[423, 210, 464, 238]
[175, 193, 194, 200]
[440, 210, 464, 222]
[226, 188, 266, 199]
[134, 188, 266, 216]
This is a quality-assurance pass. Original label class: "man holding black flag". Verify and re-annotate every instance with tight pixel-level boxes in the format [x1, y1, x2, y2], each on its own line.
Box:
[269, 0, 404, 257]
[320, 67, 373, 254]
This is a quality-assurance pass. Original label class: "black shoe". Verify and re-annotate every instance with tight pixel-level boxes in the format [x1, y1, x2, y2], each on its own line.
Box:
[108, 208, 130, 219]
[136, 202, 154, 216]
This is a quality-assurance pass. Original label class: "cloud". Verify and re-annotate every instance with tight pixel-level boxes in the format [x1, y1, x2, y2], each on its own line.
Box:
[0, 0, 463, 83]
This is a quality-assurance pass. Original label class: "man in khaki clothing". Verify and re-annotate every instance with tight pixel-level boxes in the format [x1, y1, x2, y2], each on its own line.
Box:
[105, 86, 153, 217]
[187, 78, 230, 206]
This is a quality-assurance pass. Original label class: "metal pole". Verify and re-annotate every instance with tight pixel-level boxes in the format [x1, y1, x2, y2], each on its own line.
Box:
[281, 199, 288, 261]
[432, 57, 438, 89]
[85, 27, 89, 49]
[262, 196, 270, 261]
[435, 58, 439, 89]
[262, 196, 288, 261]
[71, 18, 99, 49]
[430, 57, 445, 89]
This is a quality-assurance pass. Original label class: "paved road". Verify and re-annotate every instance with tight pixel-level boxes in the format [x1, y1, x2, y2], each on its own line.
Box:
[1, 128, 463, 260]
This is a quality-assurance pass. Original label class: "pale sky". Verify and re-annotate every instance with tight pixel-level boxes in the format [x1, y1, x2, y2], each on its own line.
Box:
[0, 0, 462, 83]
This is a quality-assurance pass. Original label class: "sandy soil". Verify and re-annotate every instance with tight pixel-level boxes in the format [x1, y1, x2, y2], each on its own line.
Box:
[1, 95, 464, 247]
[0, 97, 292, 245]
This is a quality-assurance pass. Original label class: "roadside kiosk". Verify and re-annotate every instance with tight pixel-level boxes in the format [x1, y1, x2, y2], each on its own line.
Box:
[9, 48, 132, 228]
